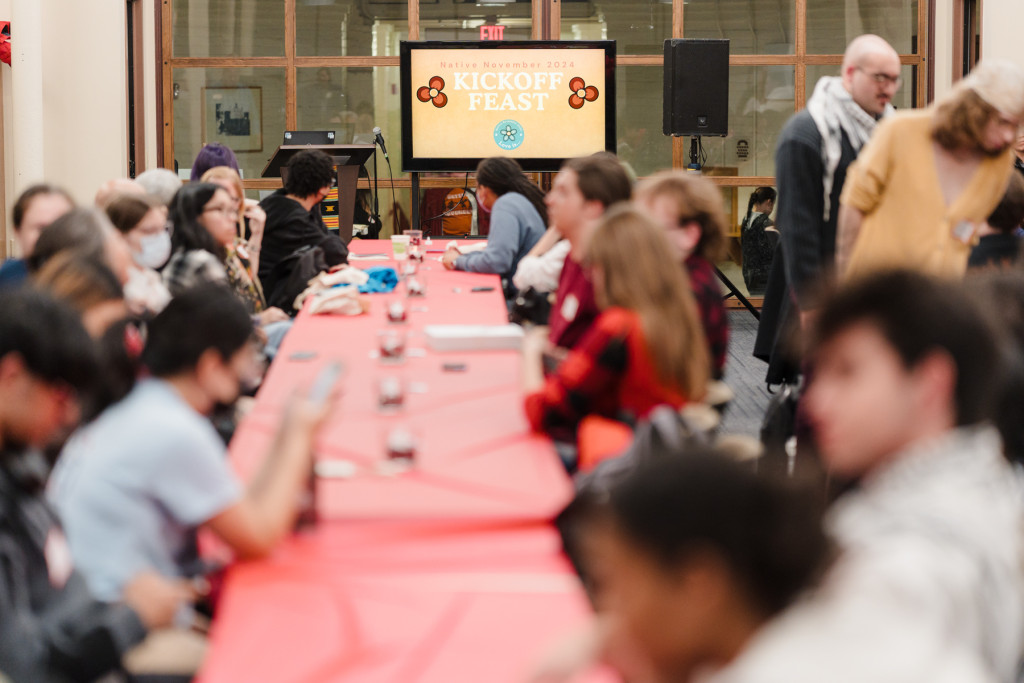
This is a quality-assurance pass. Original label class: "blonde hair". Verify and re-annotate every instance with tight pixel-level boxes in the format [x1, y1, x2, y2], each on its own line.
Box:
[931, 88, 999, 152]
[200, 166, 246, 239]
[587, 205, 710, 400]
[634, 170, 729, 261]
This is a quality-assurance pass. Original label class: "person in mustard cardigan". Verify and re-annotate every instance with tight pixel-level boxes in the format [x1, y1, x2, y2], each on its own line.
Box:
[836, 60, 1024, 280]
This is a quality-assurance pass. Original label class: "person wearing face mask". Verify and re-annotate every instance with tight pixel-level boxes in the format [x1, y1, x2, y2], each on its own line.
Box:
[48, 285, 333, 676]
[104, 192, 173, 315]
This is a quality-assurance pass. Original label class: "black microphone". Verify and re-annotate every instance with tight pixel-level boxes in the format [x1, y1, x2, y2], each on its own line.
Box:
[373, 126, 388, 160]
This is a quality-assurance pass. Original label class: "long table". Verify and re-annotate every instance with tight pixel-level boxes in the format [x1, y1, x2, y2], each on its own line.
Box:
[196, 241, 606, 682]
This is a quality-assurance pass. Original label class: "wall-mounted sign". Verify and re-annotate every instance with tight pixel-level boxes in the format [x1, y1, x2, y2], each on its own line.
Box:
[480, 25, 506, 41]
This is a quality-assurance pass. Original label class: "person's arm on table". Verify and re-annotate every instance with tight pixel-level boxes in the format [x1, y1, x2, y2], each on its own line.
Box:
[453, 212, 521, 275]
[204, 392, 331, 559]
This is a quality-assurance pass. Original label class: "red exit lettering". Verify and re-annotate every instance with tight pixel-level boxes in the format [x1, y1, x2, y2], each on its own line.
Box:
[479, 25, 505, 41]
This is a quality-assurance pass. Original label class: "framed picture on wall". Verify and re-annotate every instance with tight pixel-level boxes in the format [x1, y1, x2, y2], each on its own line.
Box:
[202, 86, 263, 153]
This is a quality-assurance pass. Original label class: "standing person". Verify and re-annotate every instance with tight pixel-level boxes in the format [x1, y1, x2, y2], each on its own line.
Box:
[542, 154, 633, 352]
[740, 186, 777, 295]
[754, 35, 901, 385]
[441, 157, 547, 299]
[258, 149, 349, 306]
[522, 206, 708, 456]
[634, 171, 730, 380]
[0, 184, 74, 289]
[838, 60, 1024, 279]
[0, 288, 193, 682]
[716, 270, 1024, 682]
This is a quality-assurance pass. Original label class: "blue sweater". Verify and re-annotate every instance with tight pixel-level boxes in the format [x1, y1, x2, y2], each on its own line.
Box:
[455, 192, 545, 293]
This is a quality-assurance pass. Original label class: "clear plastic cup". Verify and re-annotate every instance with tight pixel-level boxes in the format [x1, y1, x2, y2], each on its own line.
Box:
[391, 234, 410, 260]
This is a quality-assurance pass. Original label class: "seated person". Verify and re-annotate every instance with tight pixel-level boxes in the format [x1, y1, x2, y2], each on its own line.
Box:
[0, 287, 192, 681]
[0, 184, 74, 289]
[968, 170, 1024, 269]
[28, 207, 135, 288]
[94, 178, 145, 208]
[635, 171, 731, 380]
[164, 183, 290, 354]
[104, 192, 173, 315]
[538, 448, 828, 682]
[259, 149, 349, 305]
[442, 157, 547, 299]
[522, 207, 709, 448]
[542, 153, 633, 352]
[189, 141, 240, 182]
[135, 167, 183, 207]
[49, 285, 332, 647]
[33, 252, 127, 340]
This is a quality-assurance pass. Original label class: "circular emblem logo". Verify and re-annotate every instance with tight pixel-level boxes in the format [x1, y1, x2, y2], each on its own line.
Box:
[493, 119, 524, 151]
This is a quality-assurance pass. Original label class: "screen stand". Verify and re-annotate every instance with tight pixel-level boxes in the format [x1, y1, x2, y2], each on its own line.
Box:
[410, 172, 420, 232]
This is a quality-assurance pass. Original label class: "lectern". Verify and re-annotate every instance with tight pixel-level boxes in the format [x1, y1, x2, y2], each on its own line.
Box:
[261, 144, 375, 243]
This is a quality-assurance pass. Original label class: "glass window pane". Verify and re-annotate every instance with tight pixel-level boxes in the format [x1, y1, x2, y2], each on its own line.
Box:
[683, 0, 795, 55]
[560, 0, 672, 55]
[296, 0, 408, 57]
[297, 66, 401, 179]
[805, 64, 917, 111]
[420, 1, 534, 42]
[172, 0, 284, 58]
[806, 0, 917, 55]
[616, 66, 672, 177]
[695, 66, 794, 178]
[172, 68, 286, 181]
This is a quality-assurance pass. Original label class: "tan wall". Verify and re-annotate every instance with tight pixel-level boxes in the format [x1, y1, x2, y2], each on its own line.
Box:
[981, 0, 1024, 68]
[5, 0, 127, 221]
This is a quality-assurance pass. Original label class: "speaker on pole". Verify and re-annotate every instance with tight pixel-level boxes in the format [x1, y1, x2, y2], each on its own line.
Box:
[663, 39, 730, 137]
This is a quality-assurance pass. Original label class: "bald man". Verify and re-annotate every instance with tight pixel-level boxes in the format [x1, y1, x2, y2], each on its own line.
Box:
[754, 34, 900, 386]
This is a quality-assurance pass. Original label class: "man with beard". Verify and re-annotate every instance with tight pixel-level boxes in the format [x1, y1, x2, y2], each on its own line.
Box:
[755, 35, 901, 385]
[837, 59, 1024, 279]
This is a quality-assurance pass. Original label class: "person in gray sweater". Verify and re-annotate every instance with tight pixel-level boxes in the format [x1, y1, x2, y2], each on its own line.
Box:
[442, 157, 547, 299]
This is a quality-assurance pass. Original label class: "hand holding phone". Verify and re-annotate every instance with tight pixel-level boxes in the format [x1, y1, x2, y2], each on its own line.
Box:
[308, 361, 344, 407]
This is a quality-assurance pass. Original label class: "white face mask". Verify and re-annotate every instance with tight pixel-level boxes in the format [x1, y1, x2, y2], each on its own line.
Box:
[134, 231, 172, 269]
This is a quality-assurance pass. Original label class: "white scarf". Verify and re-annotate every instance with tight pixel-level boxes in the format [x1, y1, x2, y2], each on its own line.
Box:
[805, 76, 893, 221]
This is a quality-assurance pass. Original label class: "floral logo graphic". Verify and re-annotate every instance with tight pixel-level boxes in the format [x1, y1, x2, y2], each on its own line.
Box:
[416, 76, 447, 108]
[568, 77, 599, 110]
[493, 119, 524, 151]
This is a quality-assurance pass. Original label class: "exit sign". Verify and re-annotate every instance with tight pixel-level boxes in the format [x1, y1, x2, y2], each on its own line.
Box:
[479, 25, 505, 40]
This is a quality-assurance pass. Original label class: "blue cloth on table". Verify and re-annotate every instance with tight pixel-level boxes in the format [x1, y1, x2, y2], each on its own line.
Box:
[355, 266, 398, 293]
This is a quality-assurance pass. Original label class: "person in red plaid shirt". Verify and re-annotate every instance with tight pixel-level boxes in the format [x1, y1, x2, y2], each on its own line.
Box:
[635, 171, 729, 380]
[522, 206, 709, 442]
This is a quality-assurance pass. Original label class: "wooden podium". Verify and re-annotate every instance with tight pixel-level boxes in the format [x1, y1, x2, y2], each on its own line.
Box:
[262, 144, 375, 242]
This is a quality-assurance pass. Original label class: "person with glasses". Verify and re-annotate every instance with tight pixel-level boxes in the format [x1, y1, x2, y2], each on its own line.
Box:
[755, 34, 901, 389]
[837, 59, 1024, 280]
[164, 183, 290, 332]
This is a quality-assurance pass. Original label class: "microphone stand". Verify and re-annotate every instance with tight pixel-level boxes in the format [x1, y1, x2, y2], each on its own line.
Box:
[370, 146, 382, 239]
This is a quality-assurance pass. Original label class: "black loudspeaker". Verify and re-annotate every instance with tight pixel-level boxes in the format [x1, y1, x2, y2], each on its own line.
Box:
[663, 39, 730, 137]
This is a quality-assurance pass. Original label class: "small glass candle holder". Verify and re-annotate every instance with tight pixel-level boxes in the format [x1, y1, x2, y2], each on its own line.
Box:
[377, 329, 407, 363]
[377, 375, 406, 412]
[385, 425, 417, 465]
[405, 275, 427, 297]
[386, 300, 408, 324]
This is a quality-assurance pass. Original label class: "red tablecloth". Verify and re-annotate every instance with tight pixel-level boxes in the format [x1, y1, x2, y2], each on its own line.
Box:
[197, 240, 599, 682]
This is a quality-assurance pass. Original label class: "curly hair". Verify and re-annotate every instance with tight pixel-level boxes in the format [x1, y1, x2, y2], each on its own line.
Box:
[283, 149, 336, 198]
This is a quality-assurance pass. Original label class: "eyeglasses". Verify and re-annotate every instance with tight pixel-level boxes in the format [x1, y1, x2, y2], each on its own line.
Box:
[856, 67, 902, 87]
[203, 206, 240, 221]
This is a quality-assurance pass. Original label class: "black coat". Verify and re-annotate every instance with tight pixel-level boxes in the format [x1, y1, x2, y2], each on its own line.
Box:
[0, 452, 147, 682]
[754, 111, 857, 385]
[259, 190, 349, 304]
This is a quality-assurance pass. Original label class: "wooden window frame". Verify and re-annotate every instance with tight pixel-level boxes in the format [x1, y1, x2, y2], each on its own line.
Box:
[158, 0, 931, 192]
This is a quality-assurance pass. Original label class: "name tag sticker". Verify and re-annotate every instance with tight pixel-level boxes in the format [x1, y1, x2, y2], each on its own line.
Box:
[560, 294, 579, 322]
[952, 220, 977, 245]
